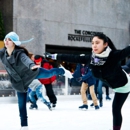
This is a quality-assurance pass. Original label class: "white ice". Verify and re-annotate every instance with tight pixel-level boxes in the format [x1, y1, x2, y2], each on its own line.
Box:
[0, 94, 130, 130]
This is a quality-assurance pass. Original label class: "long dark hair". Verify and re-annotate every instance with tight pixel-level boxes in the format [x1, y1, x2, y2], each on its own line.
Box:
[15, 45, 29, 56]
[92, 33, 117, 51]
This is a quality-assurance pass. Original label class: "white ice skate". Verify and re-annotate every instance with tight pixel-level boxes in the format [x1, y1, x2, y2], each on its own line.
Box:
[59, 64, 73, 79]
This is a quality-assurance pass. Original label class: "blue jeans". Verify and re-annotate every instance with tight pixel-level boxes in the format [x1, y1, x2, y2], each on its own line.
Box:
[35, 68, 64, 79]
[97, 80, 103, 102]
[17, 92, 28, 126]
[29, 84, 47, 104]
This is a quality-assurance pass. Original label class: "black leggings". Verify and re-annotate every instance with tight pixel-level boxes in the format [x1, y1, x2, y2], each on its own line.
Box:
[112, 92, 129, 128]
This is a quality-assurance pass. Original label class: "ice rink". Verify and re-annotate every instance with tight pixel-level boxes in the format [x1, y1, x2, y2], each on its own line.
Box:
[0, 94, 130, 130]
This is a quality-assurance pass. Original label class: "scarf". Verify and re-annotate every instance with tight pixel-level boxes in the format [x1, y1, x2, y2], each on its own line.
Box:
[90, 46, 111, 66]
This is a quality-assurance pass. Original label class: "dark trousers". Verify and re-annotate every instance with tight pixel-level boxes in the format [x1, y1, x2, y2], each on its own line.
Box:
[45, 84, 57, 104]
[105, 85, 109, 96]
[17, 92, 28, 126]
[112, 92, 129, 130]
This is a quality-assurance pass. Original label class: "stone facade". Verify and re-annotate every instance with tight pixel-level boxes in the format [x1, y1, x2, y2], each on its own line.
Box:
[1, 0, 130, 54]
[1, 0, 130, 95]
[13, 0, 130, 51]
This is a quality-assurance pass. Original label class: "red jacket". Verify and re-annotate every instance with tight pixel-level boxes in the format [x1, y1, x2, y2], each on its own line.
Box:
[39, 62, 56, 84]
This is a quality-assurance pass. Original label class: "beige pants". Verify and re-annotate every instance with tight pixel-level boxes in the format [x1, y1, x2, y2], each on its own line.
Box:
[80, 82, 98, 106]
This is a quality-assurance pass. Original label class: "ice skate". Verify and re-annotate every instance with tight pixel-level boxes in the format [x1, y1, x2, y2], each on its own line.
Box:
[44, 101, 52, 111]
[79, 104, 88, 110]
[59, 64, 73, 78]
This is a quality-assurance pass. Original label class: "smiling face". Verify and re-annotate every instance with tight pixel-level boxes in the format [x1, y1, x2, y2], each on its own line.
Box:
[4, 38, 15, 49]
[92, 36, 108, 54]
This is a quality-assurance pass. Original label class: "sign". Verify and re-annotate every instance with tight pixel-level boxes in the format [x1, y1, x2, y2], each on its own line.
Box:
[68, 30, 103, 42]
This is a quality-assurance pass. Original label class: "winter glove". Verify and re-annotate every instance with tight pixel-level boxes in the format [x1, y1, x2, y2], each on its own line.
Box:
[44, 52, 57, 60]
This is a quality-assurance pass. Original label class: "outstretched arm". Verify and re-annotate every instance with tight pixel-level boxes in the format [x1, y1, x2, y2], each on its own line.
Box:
[20, 53, 40, 70]
[45, 53, 91, 65]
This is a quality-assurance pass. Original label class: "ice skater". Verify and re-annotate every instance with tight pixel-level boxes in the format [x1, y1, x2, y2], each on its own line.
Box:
[0, 32, 72, 130]
[45, 33, 130, 130]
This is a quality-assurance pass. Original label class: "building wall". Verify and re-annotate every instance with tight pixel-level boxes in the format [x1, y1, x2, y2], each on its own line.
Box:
[12, 0, 130, 54]
[0, 0, 13, 69]
[0, 0, 13, 33]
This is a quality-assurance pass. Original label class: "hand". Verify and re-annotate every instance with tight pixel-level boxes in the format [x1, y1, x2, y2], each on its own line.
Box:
[44, 52, 53, 59]
[44, 52, 57, 60]
[31, 65, 40, 70]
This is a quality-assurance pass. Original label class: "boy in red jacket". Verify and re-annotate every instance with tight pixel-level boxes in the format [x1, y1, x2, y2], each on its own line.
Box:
[34, 55, 57, 108]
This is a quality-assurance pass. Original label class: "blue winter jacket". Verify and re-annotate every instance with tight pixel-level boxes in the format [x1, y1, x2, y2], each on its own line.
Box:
[72, 64, 95, 87]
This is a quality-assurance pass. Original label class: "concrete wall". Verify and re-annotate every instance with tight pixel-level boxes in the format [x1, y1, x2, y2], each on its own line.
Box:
[12, 0, 130, 54]
[0, 0, 13, 33]
[0, 0, 13, 69]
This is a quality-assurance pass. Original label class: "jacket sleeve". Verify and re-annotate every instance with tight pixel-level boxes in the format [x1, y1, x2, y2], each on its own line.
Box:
[20, 53, 36, 69]
[57, 54, 91, 64]
[82, 69, 92, 81]
[115, 46, 130, 62]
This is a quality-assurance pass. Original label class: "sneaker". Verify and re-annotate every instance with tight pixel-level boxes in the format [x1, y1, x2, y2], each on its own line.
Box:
[79, 104, 88, 110]
[44, 101, 52, 111]
[20, 126, 28, 130]
[106, 95, 111, 100]
[29, 104, 38, 110]
[90, 103, 94, 107]
[95, 105, 100, 110]
[59, 64, 73, 79]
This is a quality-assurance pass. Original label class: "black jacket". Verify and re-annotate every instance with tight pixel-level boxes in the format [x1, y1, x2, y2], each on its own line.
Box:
[122, 59, 130, 73]
[57, 46, 130, 89]
[0, 48, 39, 92]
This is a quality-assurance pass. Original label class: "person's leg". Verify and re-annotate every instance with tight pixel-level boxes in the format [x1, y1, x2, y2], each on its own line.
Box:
[94, 79, 99, 97]
[97, 80, 103, 107]
[112, 92, 129, 130]
[87, 88, 92, 100]
[105, 85, 111, 100]
[89, 85, 99, 109]
[79, 82, 88, 110]
[36, 68, 64, 79]
[17, 92, 28, 127]
[80, 82, 88, 105]
[26, 88, 31, 103]
[29, 91, 38, 109]
[36, 67, 72, 79]
[35, 84, 51, 110]
[45, 84, 57, 106]
[105, 85, 109, 96]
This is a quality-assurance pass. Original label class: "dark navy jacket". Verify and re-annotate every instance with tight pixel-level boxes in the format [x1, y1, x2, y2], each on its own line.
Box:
[72, 64, 95, 87]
